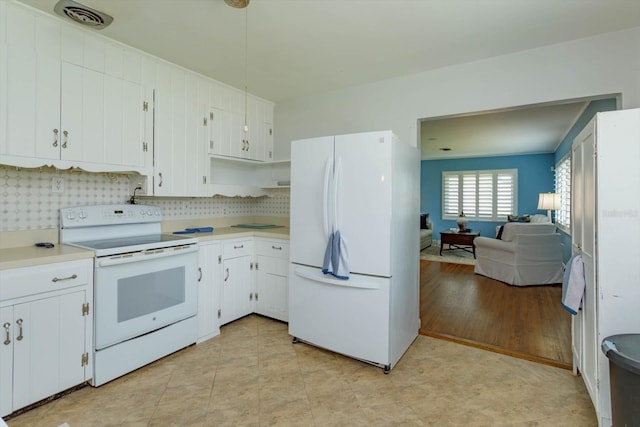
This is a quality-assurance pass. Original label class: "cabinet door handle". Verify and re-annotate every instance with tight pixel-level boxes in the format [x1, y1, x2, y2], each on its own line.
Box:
[16, 319, 23, 341]
[272, 245, 282, 250]
[158, 172, 163, 187]
[3, 322, 10, 345]
[234, 245, 244, 249]
[224, 268, 229, 282]
[198, 267, 203, 282]
[53, 128, 59, 147]
[52, 274, 77, 282]
[62, 130, 68, 149]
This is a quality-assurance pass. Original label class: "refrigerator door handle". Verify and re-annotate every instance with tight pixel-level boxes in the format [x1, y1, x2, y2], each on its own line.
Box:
[323, 157, 333, 236]
[334, 156, 342, 232]
[294, 267, 380, 290]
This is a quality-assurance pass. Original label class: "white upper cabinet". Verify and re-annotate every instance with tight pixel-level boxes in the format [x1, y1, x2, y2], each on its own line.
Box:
[151, 61, 209, 197]
[207, 82, 274, 163]
[59, 27, 147, 170]
[0, 2, 149, 173]
[0, 2, 61, 164]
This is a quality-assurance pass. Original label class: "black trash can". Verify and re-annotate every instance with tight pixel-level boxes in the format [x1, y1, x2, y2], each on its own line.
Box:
[602, 334, 640, 427]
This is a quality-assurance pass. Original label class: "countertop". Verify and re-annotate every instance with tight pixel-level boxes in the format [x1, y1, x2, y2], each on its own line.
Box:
[0, 244, 95, 271]
[0, 227, 289, 271]
[194, 226, 290, 242]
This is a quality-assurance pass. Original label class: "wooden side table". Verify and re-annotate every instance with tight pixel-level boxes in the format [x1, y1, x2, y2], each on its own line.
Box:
[440, 230, 481, 258]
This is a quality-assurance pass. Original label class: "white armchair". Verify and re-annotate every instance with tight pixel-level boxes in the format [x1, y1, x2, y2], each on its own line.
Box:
[474, 222, 564, 286]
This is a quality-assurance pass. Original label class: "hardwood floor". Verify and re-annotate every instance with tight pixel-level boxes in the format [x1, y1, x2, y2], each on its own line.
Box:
[419, 260, 572, 369]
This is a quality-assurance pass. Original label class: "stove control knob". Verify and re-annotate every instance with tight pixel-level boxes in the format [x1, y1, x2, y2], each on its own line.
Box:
[147, 209, 153, 216]
[154, 210, 160, 216]
[67, 211, 76, 220]
[140, 210, 146, 215]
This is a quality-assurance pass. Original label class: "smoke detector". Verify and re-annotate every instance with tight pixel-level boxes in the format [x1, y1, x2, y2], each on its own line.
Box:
[54, 0, 113, 30]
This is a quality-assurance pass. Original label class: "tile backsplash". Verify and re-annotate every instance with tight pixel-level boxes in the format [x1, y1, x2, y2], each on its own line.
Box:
[0, 166, 289, 231]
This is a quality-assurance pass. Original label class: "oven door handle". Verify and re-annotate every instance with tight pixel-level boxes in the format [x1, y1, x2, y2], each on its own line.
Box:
[97, 245, 198, 267]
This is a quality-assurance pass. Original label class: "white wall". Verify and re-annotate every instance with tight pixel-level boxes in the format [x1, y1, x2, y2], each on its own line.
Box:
[274, 26, 640, 158]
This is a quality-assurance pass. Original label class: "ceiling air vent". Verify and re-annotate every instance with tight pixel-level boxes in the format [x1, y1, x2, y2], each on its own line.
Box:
[54, 0, 113, 30]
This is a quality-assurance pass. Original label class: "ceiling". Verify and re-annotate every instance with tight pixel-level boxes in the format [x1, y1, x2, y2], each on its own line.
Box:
[17, 0, 640, 103]
[420, 100, 591, 160]
[15, 0, 639, 159]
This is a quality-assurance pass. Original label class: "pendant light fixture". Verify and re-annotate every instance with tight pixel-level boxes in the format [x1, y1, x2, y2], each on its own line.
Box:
[224, 0, 250, 134]
[224, 0, 250, 8]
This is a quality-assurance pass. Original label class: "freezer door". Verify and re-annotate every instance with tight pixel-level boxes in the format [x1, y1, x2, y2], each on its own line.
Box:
[290, 135, 335, 268]
[289, 264, 390, 365]
[335, 131, 392, 277]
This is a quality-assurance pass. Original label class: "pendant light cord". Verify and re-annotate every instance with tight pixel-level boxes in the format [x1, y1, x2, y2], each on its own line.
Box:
[244, 6, 248, 133]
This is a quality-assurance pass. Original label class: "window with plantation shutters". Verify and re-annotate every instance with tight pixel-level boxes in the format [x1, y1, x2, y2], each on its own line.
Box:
[442, 169, 517, 222]
[555, 155, 571, 233]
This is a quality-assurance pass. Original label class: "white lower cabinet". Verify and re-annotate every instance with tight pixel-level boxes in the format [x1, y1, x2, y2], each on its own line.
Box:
[197, 241, 222, 343]
[0, 259, 93, 417]
[255, 239, 289, 322]
[220, 239, 254, 326]
[198, 236, 289, 331]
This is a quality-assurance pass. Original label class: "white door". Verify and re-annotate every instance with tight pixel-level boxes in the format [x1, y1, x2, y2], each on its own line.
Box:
[12, 291, 87, 411]
[572, 119, 598, 408]
[335, 131, 393, 277]
[290, 136, 335, 268]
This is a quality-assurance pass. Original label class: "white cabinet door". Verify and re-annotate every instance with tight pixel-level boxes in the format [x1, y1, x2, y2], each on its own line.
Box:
[197, 242, 222, 342]
[208, 107, 231, 156]
[0, 306, 14, 417]
[153, 66, 207, 197]
[255, 239, 289, 322]
[221, 255, 253, 326]
[0, 2, 61, 163]
[256, 256, 289, 322]
[12, 290, 88, 411]
[0, 259, 93, 417]
[220, 255, 253, 326]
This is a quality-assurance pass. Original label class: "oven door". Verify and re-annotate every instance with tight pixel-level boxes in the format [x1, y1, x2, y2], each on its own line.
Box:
[94, 245, 198, 350]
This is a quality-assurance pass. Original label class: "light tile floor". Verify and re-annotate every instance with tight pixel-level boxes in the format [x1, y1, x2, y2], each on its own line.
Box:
[7, 315, 596, 426]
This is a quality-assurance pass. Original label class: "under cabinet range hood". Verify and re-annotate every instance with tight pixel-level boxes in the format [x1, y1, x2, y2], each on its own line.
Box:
[54, 0, 113, 29]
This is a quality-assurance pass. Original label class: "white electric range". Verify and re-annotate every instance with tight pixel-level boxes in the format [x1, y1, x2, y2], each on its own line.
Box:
[60, 204, 199, 386]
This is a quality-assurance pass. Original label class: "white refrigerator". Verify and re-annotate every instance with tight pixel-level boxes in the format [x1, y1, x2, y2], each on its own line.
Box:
[288, 130, 420, 372]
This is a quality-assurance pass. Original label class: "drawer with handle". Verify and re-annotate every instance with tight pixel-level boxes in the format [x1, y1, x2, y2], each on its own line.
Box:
[0, 259, 92, 301]
[255, 239, 289, 259]
[222, 239, 254, 259]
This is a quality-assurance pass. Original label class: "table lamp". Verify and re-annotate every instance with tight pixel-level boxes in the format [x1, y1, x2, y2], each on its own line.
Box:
[538, 193, 561, 222]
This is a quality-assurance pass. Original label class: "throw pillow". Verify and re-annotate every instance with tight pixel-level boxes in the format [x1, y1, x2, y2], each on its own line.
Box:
[496, 225, 504, 240]
[420, 213, 430, 229]
[507, 214, 531, 223]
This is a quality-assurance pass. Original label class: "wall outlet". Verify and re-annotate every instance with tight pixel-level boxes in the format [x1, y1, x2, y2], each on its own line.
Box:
[51, 177, 64, 193]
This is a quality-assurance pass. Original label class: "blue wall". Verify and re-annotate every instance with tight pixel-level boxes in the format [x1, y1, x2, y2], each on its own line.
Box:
[421, 153, 555, 239]
[419, 98, 618, 262]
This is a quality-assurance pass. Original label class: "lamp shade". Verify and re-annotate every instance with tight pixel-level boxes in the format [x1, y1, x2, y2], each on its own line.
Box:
[538, 193, 561, 210]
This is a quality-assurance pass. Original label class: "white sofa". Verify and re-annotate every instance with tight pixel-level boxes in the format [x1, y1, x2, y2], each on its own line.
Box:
[420, 221, 433, 250]
[474, 222, 564, 286]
